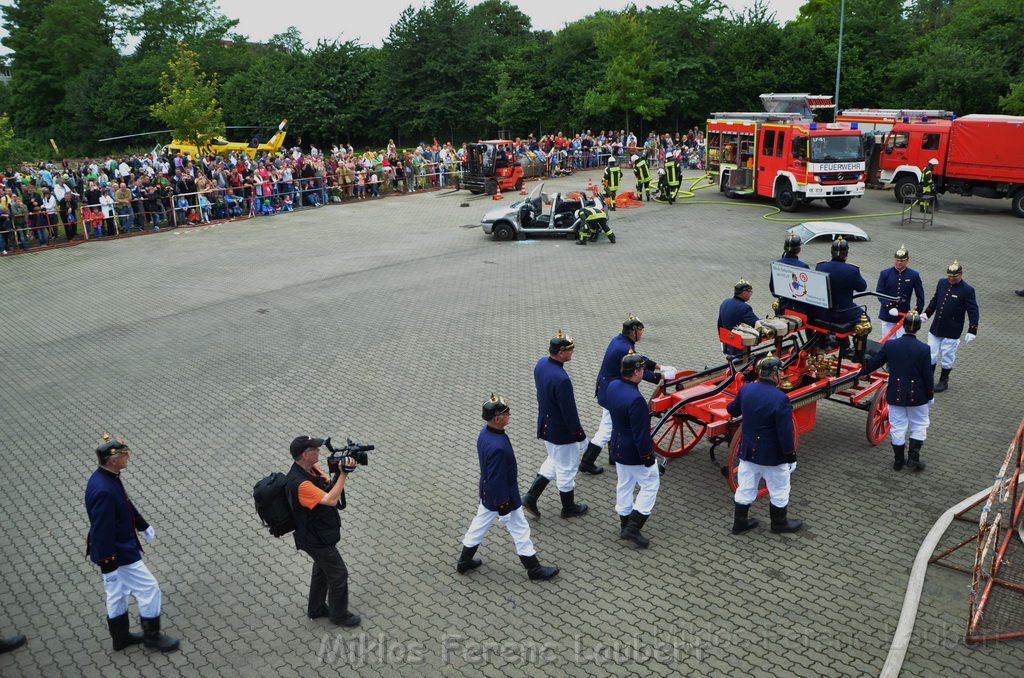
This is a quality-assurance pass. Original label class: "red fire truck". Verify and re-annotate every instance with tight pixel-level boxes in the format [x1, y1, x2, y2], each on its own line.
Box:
[707, 94, 867, 212]
[877, 115, 1024, 217]
[836, 108, 954, 136]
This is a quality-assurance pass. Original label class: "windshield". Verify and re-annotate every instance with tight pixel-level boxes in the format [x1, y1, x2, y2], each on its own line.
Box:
[808, 135, 864, 162]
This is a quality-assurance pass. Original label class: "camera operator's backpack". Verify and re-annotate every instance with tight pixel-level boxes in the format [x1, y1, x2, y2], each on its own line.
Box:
[253, 472, 295, 537]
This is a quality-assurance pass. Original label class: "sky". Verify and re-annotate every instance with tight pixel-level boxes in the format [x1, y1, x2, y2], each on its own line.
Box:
[213, 0, 806, 48]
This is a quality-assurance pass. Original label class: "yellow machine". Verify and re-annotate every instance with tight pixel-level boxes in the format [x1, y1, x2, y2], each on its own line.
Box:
[164, 120, 288, 159]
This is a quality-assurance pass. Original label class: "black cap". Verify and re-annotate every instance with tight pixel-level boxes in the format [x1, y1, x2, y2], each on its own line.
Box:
[831, 236, 849, 258]
[290, 435, 325, 458]
[758, 353, 782, 380]
[96, 432, 129, 465]
[622, 313, 644, 334]
[482, 394, 510, 421]
[784, 231, 802, 253]
[734, 278, 752, 295]
[902, 311, 922, 334]
[946, 259, 963, 276]
[621, 351, 646, 375]
[549, 329, 575, 354]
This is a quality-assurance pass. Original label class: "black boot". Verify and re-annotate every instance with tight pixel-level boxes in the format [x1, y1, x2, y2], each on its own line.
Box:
[522, 475, 549, 519]
[456, 545, 482, 574]
[934, 368, 951, 393]
[732, 503, 759, 534]
[907, 439, 927, 471]
[608, 234, 616, 244]
[619, 514, 630, 533]
[579, 443, 604, 475]
[621, 510, 650, 548]
[769, 504, 803, 534]
[140, 616, 179, 652]
[107, 612, 144, 651]
[891, 443, 906, 471]
[559, 490, 588, 518]
[576, 237, 587, 245]
[519, 554, 559, 581]
[0, 634, 26, 654]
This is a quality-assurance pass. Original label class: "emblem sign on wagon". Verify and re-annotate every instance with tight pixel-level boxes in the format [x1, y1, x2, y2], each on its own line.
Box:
[771, 262, 831, 309]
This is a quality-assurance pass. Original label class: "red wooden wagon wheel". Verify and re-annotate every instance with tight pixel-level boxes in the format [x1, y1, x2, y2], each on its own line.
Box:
[865, 387, 891, 446]
[725, 417, 800, 500]
[651, 413, 706, 458]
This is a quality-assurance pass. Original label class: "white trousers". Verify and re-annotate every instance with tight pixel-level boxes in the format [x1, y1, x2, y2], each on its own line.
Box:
[461, 504, 536, 556]
[615, 463, 660, 516]
[538, 440, 586, 492]
[888, 404, 930, 445]
[734, 460, 795, 508]
[880, 320, 905, 339]
[592, 407, 613, 448]
[103, 560, 161, 619]
[928, 334, 960, 369]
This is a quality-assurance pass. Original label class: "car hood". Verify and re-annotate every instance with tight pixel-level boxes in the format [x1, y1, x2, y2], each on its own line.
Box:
[481, 202, 518, 222]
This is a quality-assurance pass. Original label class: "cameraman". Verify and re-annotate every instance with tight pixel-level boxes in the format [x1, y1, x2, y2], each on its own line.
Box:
[285, 436, 361, 627]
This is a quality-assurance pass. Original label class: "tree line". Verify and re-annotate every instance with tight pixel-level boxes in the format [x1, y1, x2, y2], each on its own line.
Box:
[1, 0, 1022, 162]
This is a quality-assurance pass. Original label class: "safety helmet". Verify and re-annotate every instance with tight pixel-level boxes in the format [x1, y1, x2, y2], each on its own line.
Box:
[96, 432, 129, 465]
[902, 311, 922, 334]
[620, 350, 647, 375]
[734, 278, 753, 295]
[928, 158, 939, 166]
[622, 313, 644, 334]
[657, 168, 665, 175]
[549, 329, 576, 354]
[757, 353, 782, 381]
[608, 157, 617, 166]
[575, 208, 586, 220]
[630, 154, 639, 163]
[831, 235, 849, 258]
[783, 231, 802, 253]
[946, 259, 963, 276]
[894, 243, 909, 260]
[481, 393, 510, 421]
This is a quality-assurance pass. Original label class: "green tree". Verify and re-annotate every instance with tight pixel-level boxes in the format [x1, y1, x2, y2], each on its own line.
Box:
[999, 82, 1024, 115]
[150, 43, 225, 146]
[120, 0, 238, 55]
[583, 7, 669, 130]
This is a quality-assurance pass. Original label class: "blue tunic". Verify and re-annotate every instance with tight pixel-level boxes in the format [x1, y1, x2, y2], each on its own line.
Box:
[85, 468, 147, 571]
[862, 334, 934, 405]
[595, 333, 656, 407]
[925, 278, 979, 339]
[815, 259, 867, 324]
[717, 296, 759, 356]
[477, 425, 522, 512]
[606, 379, 655, 466]
[725, 381, 795, 466]
[534, 356, 586, 445]
[875, 266, 925, 321]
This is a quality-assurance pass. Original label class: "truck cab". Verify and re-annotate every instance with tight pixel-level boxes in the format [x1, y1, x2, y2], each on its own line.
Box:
[877, 120, 951, 202]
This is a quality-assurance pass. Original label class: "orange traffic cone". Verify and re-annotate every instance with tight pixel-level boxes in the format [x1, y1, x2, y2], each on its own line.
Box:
[586, 178, 593, 193]
[520, 184, 528, 195]
[493, 185, 502, 200]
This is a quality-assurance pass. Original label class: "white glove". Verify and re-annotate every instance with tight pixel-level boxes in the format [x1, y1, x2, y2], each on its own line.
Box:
[918, 313, 928, 322]
[888, 307, 899, 318]
[143, 526, 155, 541]
[964, 333, 976, 344]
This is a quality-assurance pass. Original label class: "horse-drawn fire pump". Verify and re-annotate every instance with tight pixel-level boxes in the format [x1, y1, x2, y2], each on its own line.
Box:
[649, 266, 900, 498]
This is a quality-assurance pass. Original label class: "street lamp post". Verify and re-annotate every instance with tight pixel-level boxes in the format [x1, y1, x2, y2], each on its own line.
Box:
[834, 0, 846, 119]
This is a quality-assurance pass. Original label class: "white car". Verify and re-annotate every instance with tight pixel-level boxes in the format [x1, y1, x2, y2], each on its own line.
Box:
[480, 182, 603, 241]
[786, 221, 870, 244]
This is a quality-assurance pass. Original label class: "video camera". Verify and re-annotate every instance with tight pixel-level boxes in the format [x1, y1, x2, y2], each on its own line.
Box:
[324, 436, 375, 475]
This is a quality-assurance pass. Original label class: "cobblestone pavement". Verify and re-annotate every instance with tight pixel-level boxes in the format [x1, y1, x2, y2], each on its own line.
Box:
[2, 172, 1023, 678]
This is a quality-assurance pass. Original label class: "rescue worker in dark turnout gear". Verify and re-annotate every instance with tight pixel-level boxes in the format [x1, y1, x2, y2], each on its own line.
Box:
[603, 157, 622, 210]
[727, 355, 803, 534]
[661, 153, 681, 204]
[919, 158, 938, 211]
[631, 154, 651, 201]
[574, 203, 615, 245]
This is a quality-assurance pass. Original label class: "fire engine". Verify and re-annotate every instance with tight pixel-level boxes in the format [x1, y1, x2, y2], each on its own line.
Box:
[877, 115, 1024, 217]
[707, 93, 867, 212]
[836, 108, 954, 136]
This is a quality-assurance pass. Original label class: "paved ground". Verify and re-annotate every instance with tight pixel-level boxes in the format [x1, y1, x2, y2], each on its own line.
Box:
[2, 171, 1023, 677]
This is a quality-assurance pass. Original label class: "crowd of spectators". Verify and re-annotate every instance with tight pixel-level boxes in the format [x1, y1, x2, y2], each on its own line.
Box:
[0, 128, 706, 256]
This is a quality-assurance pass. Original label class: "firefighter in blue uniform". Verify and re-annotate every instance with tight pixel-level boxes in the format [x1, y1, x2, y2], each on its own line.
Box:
[815, 236, 867, 352]
[860, 312, 934, 471]
[607, 352, 660, 548]
[922, 259, 979, 393]
[875, 244, 925, 339]
[727, 355, 803, 534]
[602, 157, 622, 211]
[718, 278, 760, 358]
[631, 154, 651, 201]
[522, 331, 589, 520]
[574, 203, 615, 245]
[579, 314, 660, 473]
[85, 434, 179, 652]
[770, 232, 811, 318]
[456, 395, 559, 581]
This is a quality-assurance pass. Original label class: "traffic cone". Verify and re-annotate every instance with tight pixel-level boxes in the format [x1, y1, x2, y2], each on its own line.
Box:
[520, 185, 528, 195]
[493, 186, 502, 200]
[586, 178, 593, 193]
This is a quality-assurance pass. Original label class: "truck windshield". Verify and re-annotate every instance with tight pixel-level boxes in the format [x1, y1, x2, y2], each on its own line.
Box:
[808, 135, 864, 162]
